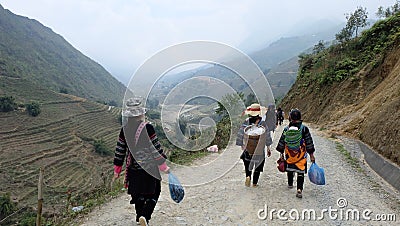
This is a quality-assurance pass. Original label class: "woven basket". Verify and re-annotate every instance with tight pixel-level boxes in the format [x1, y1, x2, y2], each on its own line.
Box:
[243, 125, 266, 156]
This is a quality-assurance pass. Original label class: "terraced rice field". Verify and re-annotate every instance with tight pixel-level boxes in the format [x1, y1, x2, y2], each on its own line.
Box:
[0, 96, 121, 214]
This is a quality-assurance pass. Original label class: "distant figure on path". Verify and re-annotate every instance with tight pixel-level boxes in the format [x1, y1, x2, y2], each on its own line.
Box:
[265, 104, 276, 134]
[236, 103, 272, 187]
[276, 107, 284, 126]
[113, 97, 170, 226]
[275, 108, 315, 198]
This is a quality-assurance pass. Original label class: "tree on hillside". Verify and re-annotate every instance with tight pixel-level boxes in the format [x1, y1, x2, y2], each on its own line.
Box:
[213, 92, 245, 149]
[347, 6, 369, 37]
[298, 53, 314, 74]
[377, 6, 386, 18]
[26, 102, 41, 117]
[313, 40, 326, 54]
[94, 139, 111, 156]
[215, 92, 244, 120]
[336, 6, 369, 43]
[0, 96, 17, 112]
[335, 25, 353, 44]
[59, 87, 69, 94]
[376, 0, 400, 18]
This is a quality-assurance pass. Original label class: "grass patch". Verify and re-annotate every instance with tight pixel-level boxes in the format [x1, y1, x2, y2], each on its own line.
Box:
[2, 176, 126, 226]
[93, 139, 112, 156]
[336, 141, 362, 172]
[43, 178, 125, 226]
[168, 148, 209, 165]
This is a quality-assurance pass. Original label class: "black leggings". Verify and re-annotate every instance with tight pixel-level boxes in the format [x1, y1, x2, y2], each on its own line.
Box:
[287, 171, 305, 191]
[243, 160, 261, 185]
[131, 182, 161, 222]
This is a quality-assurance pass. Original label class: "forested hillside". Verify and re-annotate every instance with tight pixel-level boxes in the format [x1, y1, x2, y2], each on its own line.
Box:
[281, 11, 400, 165]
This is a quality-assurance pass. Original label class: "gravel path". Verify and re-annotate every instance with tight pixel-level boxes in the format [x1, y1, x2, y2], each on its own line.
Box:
[78, 122, 399, 225]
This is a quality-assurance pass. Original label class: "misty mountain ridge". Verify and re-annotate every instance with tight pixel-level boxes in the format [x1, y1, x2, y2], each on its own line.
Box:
[0, 4, 126, 105]
[250, 19, 342, 70]
[239, 18, 343, 53]
[0, 3, 360, 106]
[153, 19, 343, 102]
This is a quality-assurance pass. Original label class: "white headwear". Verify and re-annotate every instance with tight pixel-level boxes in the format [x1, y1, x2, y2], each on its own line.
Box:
[122, 97, 147, 117]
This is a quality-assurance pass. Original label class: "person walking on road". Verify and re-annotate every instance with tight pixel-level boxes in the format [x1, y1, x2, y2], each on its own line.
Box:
[276, 107, 284, 126]
[113, 97, 170, 226]
[236, 103, 273, 187]
[265, 104, 276, 134]
[276, 108, 315, 198]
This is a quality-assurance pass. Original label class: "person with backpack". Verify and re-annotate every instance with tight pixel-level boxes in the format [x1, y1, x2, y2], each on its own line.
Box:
[275, 108, 315, 198]
[236, 103, 273, 187]
[113, 97, 170, 226]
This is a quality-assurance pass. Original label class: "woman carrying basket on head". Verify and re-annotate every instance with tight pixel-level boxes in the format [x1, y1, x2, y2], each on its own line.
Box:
[236, 103, 273, 187]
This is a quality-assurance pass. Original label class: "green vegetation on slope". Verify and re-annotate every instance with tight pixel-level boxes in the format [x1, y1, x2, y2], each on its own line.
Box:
[0, 76, 122, 224]
[281, 11, 400, 165]
[297, 12, 400, 86]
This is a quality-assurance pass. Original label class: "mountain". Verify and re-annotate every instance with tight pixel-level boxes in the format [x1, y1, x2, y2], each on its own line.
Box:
[243, 31, 338, 100]
[280, 13, 400, 166]
[0, 4, 126, 105]
[259, 56, 299, 100]
[250, 20, 341, 72]
[0, 5, 127, 222]
[153, 20, 342, 103]
[238, 18, 343, 53]
[251, 35, 324, 71]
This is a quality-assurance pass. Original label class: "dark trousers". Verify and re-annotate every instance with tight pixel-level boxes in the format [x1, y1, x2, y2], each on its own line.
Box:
[287, 171, 305, 191]
[243, 160, 261, 185]
[131, 181, 161, 222]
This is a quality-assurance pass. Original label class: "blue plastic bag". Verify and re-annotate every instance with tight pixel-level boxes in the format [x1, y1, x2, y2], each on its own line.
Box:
[168, 172, 184, 203]
[308, 162, 326, 185]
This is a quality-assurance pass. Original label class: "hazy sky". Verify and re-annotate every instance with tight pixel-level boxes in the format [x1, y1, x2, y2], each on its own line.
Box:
[1, 0, 395, 84]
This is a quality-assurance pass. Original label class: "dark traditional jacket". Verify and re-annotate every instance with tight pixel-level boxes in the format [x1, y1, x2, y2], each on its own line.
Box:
[276, 121, 315, 154]
[114, 123, 167, 181]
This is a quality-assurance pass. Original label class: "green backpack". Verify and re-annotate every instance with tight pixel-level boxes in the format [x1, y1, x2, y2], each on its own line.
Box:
[284, 125, 304, 151]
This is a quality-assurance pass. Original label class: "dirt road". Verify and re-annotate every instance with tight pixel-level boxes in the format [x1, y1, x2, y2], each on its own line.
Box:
[78, 123, 399, 225]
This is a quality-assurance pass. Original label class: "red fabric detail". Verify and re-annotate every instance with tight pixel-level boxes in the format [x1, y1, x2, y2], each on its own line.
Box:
[247, 107, 261, 111]
[158, 162, 169, 172]
[124, 154, 131, 188]
[114, 165, 122, 174]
